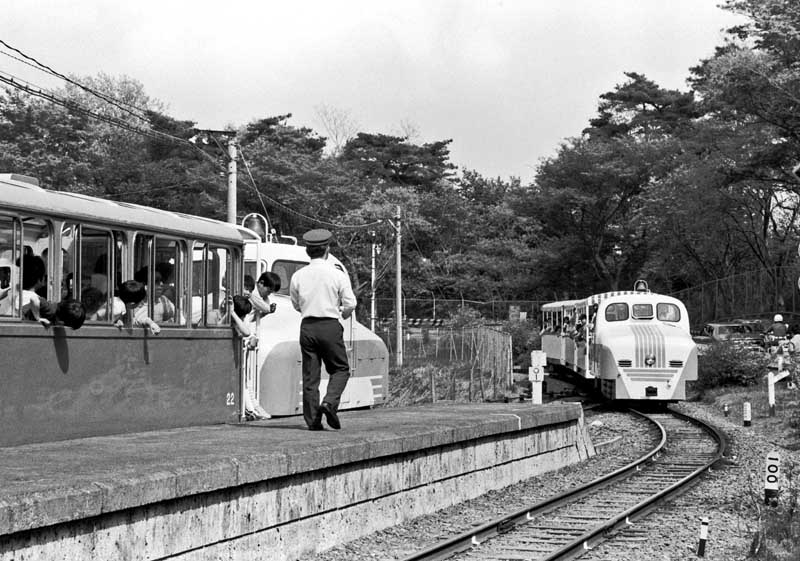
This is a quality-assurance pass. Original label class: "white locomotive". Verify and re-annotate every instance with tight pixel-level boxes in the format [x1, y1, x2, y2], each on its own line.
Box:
[540, 281, 698, 401]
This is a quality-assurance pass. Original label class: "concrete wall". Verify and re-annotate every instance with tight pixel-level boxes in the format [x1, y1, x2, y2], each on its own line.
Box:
[1, 415, 594, 561]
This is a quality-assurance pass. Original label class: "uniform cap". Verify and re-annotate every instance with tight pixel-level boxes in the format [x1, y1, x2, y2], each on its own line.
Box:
[302, 229, 333, 247]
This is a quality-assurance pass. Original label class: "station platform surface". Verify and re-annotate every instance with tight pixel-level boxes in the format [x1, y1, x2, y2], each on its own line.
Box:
[0, 401, 582, 537]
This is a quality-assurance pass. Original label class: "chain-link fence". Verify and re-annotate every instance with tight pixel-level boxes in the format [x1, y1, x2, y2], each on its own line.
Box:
[375, 324, 515, 403]
[671, 266, 800, 327]
[373, 298, 545, 323]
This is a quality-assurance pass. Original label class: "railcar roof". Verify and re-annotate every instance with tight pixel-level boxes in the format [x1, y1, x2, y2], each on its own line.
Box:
[0, 175, 259, 244]
[541, 299, 586, 311]
[542, 290, 685, 311]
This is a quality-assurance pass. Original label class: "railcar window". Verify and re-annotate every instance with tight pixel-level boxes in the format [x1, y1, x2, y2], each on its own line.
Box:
[61, 224, 77, 300]
[133, 235, 186, 327]
[271, 260, 307, 296]
[0, 215, 21, 317]
[632, 303, 653, 319]
[79, 227, 117, 323]
[205, 247, 230, 326]
[154, 238, 184, 325]
[605, 303, 629, 322]
[191, 244, 231, 327]
[243, 261, 259, 294]
[657, 303, 680, 322]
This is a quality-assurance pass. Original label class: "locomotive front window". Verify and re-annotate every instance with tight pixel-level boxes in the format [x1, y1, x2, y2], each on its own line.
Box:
[632, 303, 653, 319]
[605, 303, 629, 322]
[657, 303, 680, 322]
[271, 260, 308, 296]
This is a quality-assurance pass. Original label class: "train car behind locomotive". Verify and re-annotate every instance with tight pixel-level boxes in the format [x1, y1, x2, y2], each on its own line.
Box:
[541, 281, 698, 401]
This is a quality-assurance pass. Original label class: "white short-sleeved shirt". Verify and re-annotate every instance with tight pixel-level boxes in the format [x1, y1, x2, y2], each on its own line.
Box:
[289, 258, 356, 319]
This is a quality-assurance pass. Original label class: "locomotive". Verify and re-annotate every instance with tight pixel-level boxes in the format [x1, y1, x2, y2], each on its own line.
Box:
[540, 281, 698, 401]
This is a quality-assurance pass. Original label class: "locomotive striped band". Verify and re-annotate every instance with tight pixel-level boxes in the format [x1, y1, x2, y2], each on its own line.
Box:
[631, 324, 666, 368]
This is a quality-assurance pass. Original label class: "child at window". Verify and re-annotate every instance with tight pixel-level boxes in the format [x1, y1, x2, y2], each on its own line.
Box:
[231, 295, 270, 421]
[115, 280, 160, 335]
[37, 298, 86, 330]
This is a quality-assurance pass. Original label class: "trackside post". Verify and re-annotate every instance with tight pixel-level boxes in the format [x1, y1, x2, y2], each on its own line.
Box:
[743, 402, 752, 427]
[696, 517, 709, 557]
[767, 354, 790, 417]
[765, 452, 780, 506]
[529, 351, 548, 404]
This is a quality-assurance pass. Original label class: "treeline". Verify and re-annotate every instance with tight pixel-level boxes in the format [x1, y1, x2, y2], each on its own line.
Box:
[2, 0, 800, 316]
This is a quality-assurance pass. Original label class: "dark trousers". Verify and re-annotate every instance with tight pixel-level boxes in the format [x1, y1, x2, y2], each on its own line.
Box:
[299, 317, 351, 428]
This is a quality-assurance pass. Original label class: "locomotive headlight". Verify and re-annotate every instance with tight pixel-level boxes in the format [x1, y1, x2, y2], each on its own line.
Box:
[645, 353, 656, 367]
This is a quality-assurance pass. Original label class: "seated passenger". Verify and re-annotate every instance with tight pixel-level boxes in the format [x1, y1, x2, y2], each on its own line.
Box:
[19, 255, 47, 319]
[116, 279, 160, 335]
[81, 286, 105, 321]
[134, 266, 177, 323]
[574, 313, 588, 342]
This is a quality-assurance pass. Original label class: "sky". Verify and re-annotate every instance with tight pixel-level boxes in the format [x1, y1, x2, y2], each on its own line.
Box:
[3, 1, 745, 183]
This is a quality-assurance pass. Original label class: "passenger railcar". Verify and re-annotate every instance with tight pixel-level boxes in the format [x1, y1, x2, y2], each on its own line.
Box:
[0, 174, 388, 447]
[540, 282, 698, 401]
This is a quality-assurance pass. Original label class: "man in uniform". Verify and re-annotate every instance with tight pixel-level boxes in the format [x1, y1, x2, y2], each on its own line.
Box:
[290, 229, 357, 430]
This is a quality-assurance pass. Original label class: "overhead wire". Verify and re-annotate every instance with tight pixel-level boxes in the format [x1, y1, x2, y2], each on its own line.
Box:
[0, 71, 224, 170]
[0, 38, 150, 122]
[237, 145, 384, 231]
[0, 40, 390, 233]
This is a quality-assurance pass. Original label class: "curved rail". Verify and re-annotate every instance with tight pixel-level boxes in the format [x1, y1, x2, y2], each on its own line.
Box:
[402, 407, 726, 561]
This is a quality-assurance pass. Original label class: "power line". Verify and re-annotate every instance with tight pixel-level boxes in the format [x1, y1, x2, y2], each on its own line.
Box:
[237, 145, 384, 231]
[0, 38, 150, 122]
[0, 71, 222, 168]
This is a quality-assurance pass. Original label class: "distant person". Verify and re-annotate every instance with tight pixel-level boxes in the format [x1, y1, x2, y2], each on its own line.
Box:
[574, 313, 587, 342]
[766, 314, 788, 338]
[290, 229, 356, 431]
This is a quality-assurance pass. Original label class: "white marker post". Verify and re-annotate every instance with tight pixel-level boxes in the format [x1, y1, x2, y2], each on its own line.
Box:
[696, 517, 709, 557]
[767, 355, 791, 417]
[743, 402, 751, 427]
[765, 452, 780, 506]
[529, 350, 549, 405]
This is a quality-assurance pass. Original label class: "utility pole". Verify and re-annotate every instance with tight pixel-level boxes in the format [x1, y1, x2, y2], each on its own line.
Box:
[387, 206, 403, 369]
[370, 231, 378, 332]
[191, 129, 238, 224]
[226, 139, 237, 224]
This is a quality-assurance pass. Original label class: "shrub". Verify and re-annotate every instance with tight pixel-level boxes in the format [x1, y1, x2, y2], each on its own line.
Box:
[693, 342, 770, 395]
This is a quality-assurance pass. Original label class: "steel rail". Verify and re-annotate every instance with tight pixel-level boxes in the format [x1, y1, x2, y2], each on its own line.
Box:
[401, 407, 725, 561]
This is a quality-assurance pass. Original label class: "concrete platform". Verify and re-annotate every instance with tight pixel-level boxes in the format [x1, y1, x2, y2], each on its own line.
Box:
[0, 401, 594, 561]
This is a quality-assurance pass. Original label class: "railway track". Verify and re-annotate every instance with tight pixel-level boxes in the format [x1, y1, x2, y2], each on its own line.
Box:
[402, 407, 726, 561]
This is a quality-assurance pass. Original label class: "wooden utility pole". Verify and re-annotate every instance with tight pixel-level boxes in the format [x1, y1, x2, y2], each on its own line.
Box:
[227, 139, 237, 224]
[387, 206, 403, 369]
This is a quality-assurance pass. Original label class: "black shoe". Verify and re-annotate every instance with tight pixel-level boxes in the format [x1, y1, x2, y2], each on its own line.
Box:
[320, 402, 341, 430]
